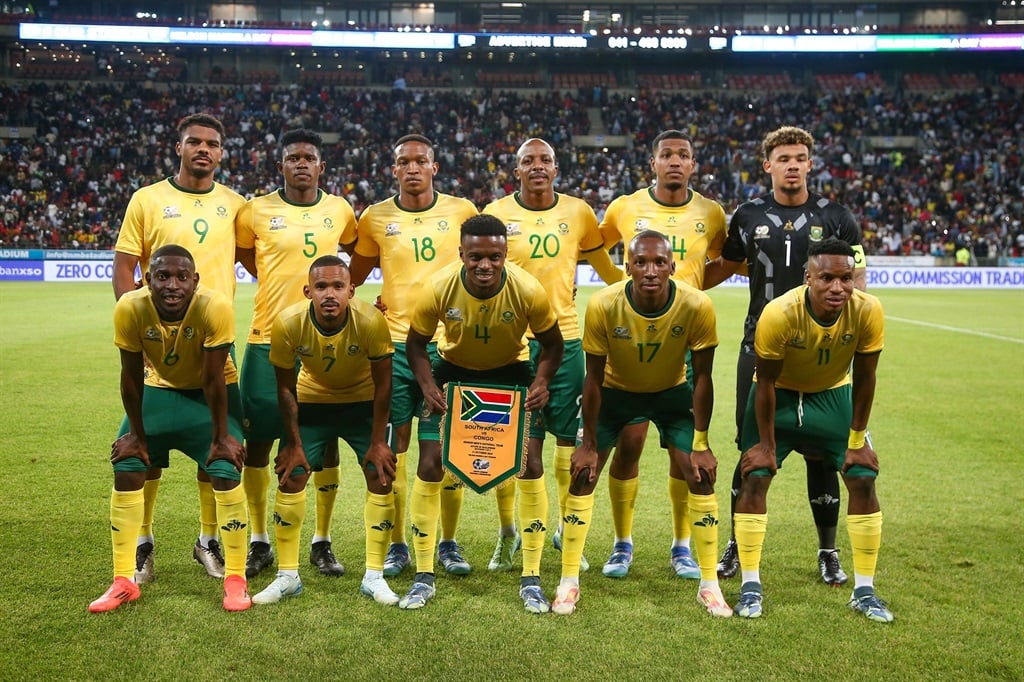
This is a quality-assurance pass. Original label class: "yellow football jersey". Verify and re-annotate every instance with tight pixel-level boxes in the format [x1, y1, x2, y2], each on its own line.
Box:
[113, 286, 238, 389]
[269, 297, 394, 404]
[409, 261, 557, 371]
[115, 178, 245, 300]
[583, 279, 718, 393]
[355, 192, 478, 342]
[754, 287, 885, 393]
[484, 192, 604, 340]
[599, 187, 726, 289]
[235, 189, 357, 344]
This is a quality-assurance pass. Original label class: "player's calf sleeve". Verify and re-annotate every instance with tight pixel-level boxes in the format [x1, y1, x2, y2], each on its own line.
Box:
[687, 492, 720, 581]
[364, 491, 395, 572]
[495, 480, 516, 531]
[439, 470, 464, 541]
[669, 475, 691, 542]
[140, 478, 159, 540]
[561, 493, 594, 579]
[517, 476, 549, 577]
[213, 485, 249, 578]
[554, 445, 573, 519]
[847, 511, 883, 580]
[390, 451, 408, 544]
[313, 466, 340, 540]
[271, 489, 306, 572]
[198, 479, 218, 539]
[806, 459, 841, 530]
[111, 489, 145, 579]
[733, 513, 768, 577]
[409, 477, 442, 574]
[242, 464, 271, 538]
[608, 474, 638, 541]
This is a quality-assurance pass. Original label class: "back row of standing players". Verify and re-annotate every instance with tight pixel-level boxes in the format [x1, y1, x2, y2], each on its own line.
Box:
[90, 113, 892, 623]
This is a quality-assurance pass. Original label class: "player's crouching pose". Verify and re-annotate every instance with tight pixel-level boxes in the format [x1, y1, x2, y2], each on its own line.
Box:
[90, 245, 250, 613]
[557, 230, 730, 617]
[732, 237, 893, 623]
[255, 255, 400, 606]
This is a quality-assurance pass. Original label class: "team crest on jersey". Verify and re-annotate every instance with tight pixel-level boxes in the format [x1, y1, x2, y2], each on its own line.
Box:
[634, 219, 650, 231]
[612, 326, 632, 339]
[505, 222, 522, 236]
[841, 333, 855, 345]
[788, 334, 807, 349]
[445, 307, 463, 321]
[385, 223, 401, 237]
[144, 327, 161, 340]
[501, 311, 515, 324]
[437, 220, 450, 233]
[294, 345, 313, 357]
[162, 206, 181, 219]
[217, 206, 228, 218]
[323, 217, 334, 230]
[558, 222, 569, 235]
[810, 226, 824, 241]
[347, 344, 360, 356]
[183, 327, 195, 340]
[269, 216, 286, 230]
[695, 222, 706, 235]
[754, 225, 770, 239]
[671, 325, 684, 337]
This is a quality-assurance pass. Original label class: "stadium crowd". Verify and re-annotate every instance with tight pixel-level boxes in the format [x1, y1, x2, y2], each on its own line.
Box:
[1, 79, 1021, 259]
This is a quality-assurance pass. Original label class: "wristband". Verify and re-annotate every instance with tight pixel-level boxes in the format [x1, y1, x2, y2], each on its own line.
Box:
[848, 429, 866, 449]
[692, 430, 709, 451]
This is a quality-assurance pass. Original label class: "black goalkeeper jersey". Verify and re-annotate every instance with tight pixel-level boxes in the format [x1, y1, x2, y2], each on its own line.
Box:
[722, 192, 861, 355]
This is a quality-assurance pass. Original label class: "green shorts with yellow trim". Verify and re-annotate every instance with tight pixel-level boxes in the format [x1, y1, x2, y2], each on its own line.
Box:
[739, 383, 875, 478]
[282, 401, 383, 477]
[529, 338, 583, 442]
[596, 383, 695, 452]
[113, 384, 244, 480]
[392, 341, 438, 428]
[240, 343, 299, 442]
[419, 359, 541, 440]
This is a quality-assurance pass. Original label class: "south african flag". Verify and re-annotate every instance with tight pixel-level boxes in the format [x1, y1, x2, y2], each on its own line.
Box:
[460, 389, 514, 425]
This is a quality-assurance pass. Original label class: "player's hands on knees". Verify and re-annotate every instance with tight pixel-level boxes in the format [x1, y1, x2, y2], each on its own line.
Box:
[689, 447, 717, 484]
[740, 442, 777, 477]
[274, 444, 310, 482]
[111, 433, 149, 467]
[422, 385, 447, 415]
[208, 435, 245, 471]
[570, 445, 598, 485]
[363, 441, 397, 488]
[525, 381, 550, 411]
[842, 443, 879, 474]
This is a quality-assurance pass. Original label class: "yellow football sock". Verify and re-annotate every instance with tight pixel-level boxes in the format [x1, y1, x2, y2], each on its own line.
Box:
[313, 466, 340, 540]
[669, 475, 691, 543]
[734, 513, 768, 579]
[687, 492, 720, 581]
[439, 470, 464, 541]
[111, 488, 145, 579]
[847, 511, 883, 581]
[139, 478, 160, 539]
[365, 491, 395, 572]
[608, 474, 638, 540]
[554, 445, 573, 519]
[495, 481, 516, 531]
[390, 451, 408, 545]
[517, 476, 549, 577]
[272, 489, 306, 572]
[198, 479, 217, 538]
[561, 493, 594, 579]
[410, 477, 442, 574]
[213, 485, 249, 578]
[242, 463, 271, 538]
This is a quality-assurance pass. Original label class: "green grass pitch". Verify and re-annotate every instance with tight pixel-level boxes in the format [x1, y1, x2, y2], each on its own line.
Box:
[0, 282, 1021, 680]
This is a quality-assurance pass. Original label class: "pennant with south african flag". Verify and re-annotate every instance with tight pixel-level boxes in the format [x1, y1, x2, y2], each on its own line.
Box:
[441, 382, 529, 494]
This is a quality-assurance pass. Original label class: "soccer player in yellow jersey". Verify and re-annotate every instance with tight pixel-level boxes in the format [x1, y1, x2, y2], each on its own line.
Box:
[235, 129, 358, 580]
[555, 230, 728, 618]
[402, 214, 564, 613]
[350, 134, 479, 578]
[112, 114, 246, 584]
[253, 255, 400, 606]
[483, 137, 623, 573]
[596, 130, 727, 581]
[90, 245, 250, 613]
[732, 237, 892, 623]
